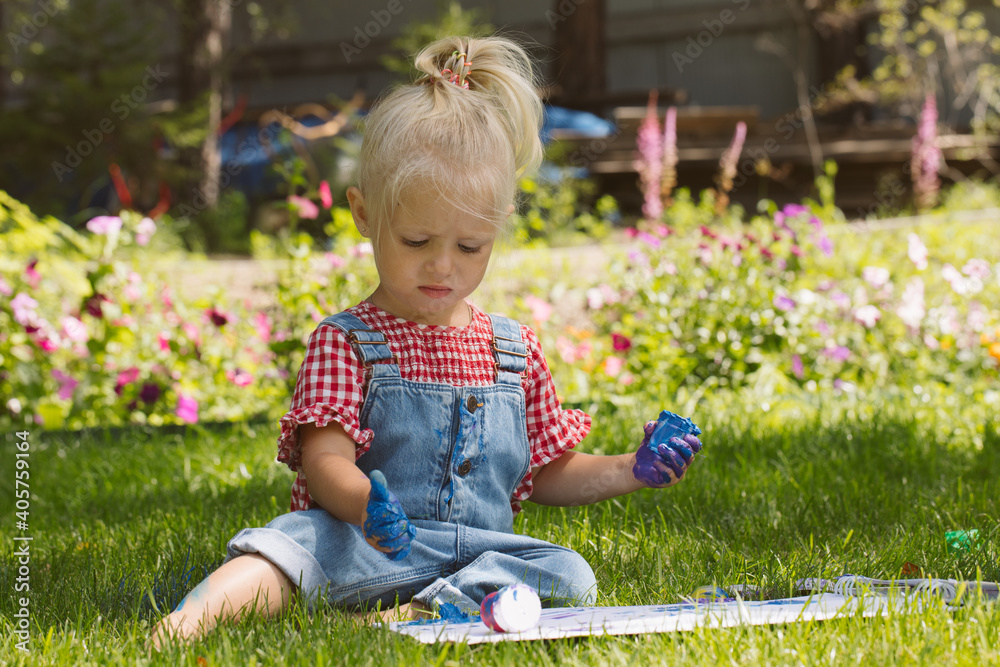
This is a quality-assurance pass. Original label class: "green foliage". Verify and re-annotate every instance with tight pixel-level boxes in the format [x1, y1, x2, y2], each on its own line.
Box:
[380, 1, 495, 78]
[512, 169, 620, 247]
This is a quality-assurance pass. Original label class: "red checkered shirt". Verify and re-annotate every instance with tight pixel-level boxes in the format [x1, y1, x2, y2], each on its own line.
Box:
[277, 300, 591, 515]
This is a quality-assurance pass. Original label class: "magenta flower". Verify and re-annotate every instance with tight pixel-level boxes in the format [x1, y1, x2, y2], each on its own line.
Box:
[634, 91, 663, 222]
[319, 180, 333, 209]
[176, 394, 199, 424]
[782, 203, 809, 217]
[135, 217, 157, 246]
[85, 293, 111, 319]
[773, 294, 796, 312]
[907, 233, 928, 270]
[52, 369, 78, 400]
[611, 333, 632, 351]
[157, 333, 171, 352]
[86, 215, 123, 235]
[115, 367, 141, 395]
[288, 194, 319, 220]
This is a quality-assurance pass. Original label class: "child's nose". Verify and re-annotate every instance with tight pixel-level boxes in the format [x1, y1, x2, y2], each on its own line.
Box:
[425, 248, 455, 275]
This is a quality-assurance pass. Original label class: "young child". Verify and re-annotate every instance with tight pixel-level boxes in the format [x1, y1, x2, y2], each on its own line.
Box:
[151, 35, 702, 645]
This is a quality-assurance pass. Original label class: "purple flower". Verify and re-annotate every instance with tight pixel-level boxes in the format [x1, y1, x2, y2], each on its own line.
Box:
[176, 394, 199, 424]
[791, 354, 804, 379]
[86, 216, 123, 236]
[773, 294, 796, 312]
[782, 203, 809, 217]
[814, 232, 834, 257]
[139, 382, 161, 404]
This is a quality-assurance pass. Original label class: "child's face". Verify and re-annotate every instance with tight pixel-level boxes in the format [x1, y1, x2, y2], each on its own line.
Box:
[363, 188, 497, 327]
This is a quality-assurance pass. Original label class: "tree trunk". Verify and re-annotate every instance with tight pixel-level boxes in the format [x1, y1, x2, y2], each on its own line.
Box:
[549, 0, 606, 110]
[177, 0, 231, 210]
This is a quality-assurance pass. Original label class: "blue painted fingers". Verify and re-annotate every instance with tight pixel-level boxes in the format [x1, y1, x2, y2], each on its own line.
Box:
[633, 411, 703, 488]
[363, 470, 416, 560]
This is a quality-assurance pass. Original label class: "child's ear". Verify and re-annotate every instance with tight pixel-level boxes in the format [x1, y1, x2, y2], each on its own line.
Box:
[346, 186, 370, 237]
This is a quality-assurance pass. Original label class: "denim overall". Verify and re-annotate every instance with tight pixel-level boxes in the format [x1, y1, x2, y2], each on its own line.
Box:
[226, 311, 597, 613]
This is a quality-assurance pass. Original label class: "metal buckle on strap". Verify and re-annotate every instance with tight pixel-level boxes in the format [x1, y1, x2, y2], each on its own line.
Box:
[348, 329, 397, 370]
[491, 341, 528, 358]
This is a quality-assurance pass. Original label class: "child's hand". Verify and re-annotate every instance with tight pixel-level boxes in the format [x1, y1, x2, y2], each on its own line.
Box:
[362, 470, 416, 560]
[632, 418, 703, 488]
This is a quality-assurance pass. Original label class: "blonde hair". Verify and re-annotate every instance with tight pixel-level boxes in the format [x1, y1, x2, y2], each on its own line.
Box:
[356, 35, 542, 236]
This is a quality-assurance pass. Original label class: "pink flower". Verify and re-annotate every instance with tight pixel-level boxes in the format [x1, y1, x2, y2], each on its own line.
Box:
[634, 91, 663, 222]
[822, 345, 850, 361]
[0, 276, 11, 296]
[86, 215, 123, 235]
[897, 277, 925, 329]
[862, 266, 890, 289]
[288, 195, 319, 219]
[907, 233, 928, 270]
[603, 356, 625, 377]
[611, 333, 632, 351]
[60, 316, 88, 343]
[962, 258, 990, 280]
[854, 304, 881, 328]
[226, 368, 253, 386]
[325, 252, 346, 269]
[911, 94, 942, 211]
[814, 232, 834, 257]
[158, 333, 171, 351]
[349, 242, 373, 257]
[524, 295, 553, 324]
[11, 293, 39, 326]
[135, 217, 157, 246]
[791, 354, 804, 379]
[661, 106, 678, 201]
[52, 369, 78, 400]
[176, 394, 199, 424]
[115, 367, 140, 394]
[815, 320, 831, 336]
[782, 203, 808, 217]
[716, 121, 747, 192]
[830, 291, 851, 311]
[254, 312, 272, 343]
[319, 180, 333, 209]
[25, 259, 40, 289]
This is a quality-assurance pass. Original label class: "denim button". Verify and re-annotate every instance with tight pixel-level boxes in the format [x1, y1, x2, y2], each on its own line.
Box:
[458, 459, 472, 476]
[466, 395, 480, 413]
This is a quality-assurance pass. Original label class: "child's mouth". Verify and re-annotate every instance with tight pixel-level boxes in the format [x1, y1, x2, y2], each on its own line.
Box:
[419, 286, 452, 298]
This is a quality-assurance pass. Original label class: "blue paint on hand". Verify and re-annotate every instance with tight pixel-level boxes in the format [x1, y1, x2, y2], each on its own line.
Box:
[634, 410, 703, 487]
[363, 470, 416, 561]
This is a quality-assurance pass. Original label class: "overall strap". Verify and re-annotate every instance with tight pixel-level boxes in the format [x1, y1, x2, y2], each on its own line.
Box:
[488, 314, 528, 385]
[317, 312, 398, 376]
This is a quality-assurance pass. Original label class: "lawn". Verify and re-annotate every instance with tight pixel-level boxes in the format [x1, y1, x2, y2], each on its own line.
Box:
[2, 392, 998, 665]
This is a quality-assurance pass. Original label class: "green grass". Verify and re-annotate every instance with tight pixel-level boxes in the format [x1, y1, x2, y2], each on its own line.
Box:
[1, 395, 999, 665]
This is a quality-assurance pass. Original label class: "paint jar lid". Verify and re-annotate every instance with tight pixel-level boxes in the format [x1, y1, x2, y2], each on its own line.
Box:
[490, 584, 541, 632]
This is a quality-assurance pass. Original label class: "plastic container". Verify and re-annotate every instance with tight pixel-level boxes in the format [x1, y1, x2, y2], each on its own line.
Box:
[647, 410, 702, 453]
[480, 584, 542, 633]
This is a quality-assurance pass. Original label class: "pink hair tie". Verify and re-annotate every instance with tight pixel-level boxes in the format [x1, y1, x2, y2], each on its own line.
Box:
[440, 51, 471, 89]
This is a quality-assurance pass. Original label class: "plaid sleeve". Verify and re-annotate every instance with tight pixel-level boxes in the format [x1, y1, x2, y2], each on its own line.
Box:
[276, 324, 374, 475]
[510, 325, 592, 512]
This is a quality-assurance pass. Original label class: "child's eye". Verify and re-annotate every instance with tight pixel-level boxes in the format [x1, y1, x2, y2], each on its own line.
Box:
[459, 244, 483, 254]
[401, 238, 427, 248]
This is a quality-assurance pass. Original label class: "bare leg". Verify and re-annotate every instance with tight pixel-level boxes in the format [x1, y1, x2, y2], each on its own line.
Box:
[150, 553, 294, 649]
